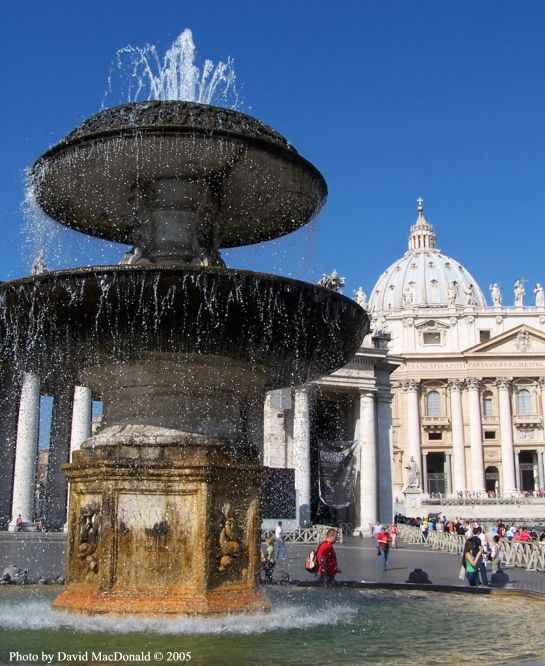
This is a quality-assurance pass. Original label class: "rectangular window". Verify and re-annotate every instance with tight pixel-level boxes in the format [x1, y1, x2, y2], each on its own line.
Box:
[428, 432, 442, 440]
[484, 430, 496, 440]
[423, 332, 441, 345]
[479, 330, 491, 342]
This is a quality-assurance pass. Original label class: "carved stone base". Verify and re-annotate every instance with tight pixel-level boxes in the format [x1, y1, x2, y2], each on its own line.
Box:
[56, 440, 270, 616]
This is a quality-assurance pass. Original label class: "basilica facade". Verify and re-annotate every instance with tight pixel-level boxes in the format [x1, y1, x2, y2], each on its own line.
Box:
[367, 200, 545, 508]
[262, 199, 545, 532]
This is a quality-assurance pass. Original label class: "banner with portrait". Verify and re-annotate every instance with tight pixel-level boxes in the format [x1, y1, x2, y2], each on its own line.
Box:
[317, 439, 358, 509]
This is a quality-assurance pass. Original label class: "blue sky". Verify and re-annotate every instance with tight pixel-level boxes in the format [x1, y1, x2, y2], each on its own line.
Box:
[2, 1, 545, 306]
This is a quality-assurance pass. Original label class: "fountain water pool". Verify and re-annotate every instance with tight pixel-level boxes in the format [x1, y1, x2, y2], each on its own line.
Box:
[0, 586, 544, 665]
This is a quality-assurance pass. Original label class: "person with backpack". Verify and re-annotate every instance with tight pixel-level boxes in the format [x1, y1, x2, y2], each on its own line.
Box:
[315, 528, 341, 584]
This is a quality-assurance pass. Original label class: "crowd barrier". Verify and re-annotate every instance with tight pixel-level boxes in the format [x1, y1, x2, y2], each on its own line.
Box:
[260, 524, 343, 544]
[397, 524, 545, 572]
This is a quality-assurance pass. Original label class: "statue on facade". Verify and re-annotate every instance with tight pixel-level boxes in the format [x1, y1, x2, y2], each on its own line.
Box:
[404, 456, 420, 490]
[354, 286, 367, 308]
[31, 249, 47, 275]
[463, 283, 474, 306]
[318, 269, 346, 292]
[119, 246, 151, 266]
[489, 283, 502, 306]
[446, 281, 458, 307]
[514, 279, 525, 307]
[534, 283, 545, 307]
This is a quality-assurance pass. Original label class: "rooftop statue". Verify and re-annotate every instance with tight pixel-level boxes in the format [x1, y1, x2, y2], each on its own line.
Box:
[534, 283, 544, 307]
[463, 283, 474, 306]
[514, 279, 525, 307]
[354, 286, 367, 308]
[318, 269, 346, 292]
[447, 281, 458, 307]
[489, 282, 502, 306]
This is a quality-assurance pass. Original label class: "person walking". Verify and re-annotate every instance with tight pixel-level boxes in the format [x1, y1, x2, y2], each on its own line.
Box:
[490, 535, 503, 574]
[315, 528, 341, 584]
[390, 523, 398, 548]
[462, 538, 482, 586]
[377, 526, 391, 570]
[261, 537, 275, 582]
[471, 526, 489, 585]
[274, 521, 286, 560]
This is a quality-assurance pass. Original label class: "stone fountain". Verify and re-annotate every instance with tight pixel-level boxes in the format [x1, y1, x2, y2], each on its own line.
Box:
[0, 100, 368, 615]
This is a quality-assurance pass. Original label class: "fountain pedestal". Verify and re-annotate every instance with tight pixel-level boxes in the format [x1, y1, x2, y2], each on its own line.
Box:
[55, 440, 268, 615]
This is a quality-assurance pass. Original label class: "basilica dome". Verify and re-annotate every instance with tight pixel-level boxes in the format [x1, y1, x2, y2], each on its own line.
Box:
[368, 200, 486, 312]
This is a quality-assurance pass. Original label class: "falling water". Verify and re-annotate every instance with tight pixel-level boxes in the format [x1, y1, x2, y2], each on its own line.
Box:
[106, 28, 239, 107]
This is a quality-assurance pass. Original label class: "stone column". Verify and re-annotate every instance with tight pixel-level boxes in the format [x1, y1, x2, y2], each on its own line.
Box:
[70, 386, 93, 453]
[292, 387, 311, 526]
[8, 372, 41, 531]
[356, 389, 377, 534]
[422, 451, 429, 495]
[377, 390, 394, 524]
[538, 450, 545, 492]
[402, 379, 422, 489]
[0, 370, 21, 530]
[445, 452, 452, 495]
[514, 449, 521, 493]
[448, 379, 467, 494]
[466, 378, 486, 494]
[44, 388, 74, 530]
[496, 378, 517, 495]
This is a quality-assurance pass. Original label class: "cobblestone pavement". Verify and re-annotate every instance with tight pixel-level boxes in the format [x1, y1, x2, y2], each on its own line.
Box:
[275, 535, 545, 595]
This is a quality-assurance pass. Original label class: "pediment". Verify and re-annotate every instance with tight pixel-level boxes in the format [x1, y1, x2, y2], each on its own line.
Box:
[464, 325, 545, 356]
[414, 319, 449, 331]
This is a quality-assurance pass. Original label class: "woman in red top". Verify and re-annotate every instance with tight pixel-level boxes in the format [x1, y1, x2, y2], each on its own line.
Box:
[316, 528, 341, 583]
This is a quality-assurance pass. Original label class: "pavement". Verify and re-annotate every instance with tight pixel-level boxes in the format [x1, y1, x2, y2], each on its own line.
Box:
[2, 532, 545, 596]
[272, 535, 545, 596]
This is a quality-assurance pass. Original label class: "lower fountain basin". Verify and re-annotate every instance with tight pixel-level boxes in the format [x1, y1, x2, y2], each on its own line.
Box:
[0, 266, 368, 388]
[0, 586, 543, 665]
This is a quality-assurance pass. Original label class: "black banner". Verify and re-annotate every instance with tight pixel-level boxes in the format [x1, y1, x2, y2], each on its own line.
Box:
[318, 440, 358, 509]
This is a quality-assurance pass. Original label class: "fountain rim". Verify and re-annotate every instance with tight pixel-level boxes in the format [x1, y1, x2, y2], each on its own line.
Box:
[30, 100, 328, 197]
[0, 264, 361, 310]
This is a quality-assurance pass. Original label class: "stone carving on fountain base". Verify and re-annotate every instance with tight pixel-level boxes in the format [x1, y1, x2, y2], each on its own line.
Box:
[55, 439, 268, 616]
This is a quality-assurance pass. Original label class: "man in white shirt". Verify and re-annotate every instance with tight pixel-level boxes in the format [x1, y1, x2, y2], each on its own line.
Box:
[275, 521, 286, 559]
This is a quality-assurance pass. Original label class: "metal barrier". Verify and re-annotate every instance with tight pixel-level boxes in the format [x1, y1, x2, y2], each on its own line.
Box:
[260, 524, 343, 544]
[397, 524, 545, 572]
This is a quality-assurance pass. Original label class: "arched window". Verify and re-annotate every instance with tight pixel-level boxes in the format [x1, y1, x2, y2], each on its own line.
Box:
[426, 390, 441, 417]
[516, 388, 532, 415]
[482, 391, 494, 417]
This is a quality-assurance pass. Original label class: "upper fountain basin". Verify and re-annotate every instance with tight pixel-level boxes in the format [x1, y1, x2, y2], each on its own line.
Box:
[30, 101, 328, 249]
[0, 266, 368, 388]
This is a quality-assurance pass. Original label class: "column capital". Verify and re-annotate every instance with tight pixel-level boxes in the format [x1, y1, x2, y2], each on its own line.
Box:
[538, 377, 545, 390]
[401, 378, 420, 392]
[466, 377, 481, 391]
[495, 377, 513, 391]
[358, 387, 376, 398]
[447, 378, 465, 392]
